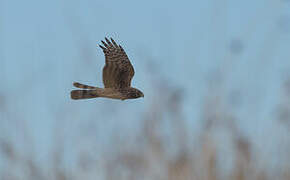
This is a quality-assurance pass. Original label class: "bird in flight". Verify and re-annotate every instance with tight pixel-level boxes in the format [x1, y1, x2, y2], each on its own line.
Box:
[71, 38, 144, 100]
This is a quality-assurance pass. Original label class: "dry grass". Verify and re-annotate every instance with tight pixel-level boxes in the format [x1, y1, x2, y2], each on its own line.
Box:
[0, 79, 290, 180]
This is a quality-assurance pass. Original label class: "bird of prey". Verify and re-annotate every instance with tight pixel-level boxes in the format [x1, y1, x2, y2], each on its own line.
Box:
[71, 38, 144, 100]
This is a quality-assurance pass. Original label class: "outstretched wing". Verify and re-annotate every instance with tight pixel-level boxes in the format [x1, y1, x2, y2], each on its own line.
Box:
[99, 38, 135, 89]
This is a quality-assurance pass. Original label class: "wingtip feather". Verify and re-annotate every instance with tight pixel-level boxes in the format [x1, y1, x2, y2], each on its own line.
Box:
[110, 38, 118, 47]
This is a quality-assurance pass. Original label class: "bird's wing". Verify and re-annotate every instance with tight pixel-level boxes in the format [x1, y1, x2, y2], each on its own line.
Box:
[99, 38, 135, 89]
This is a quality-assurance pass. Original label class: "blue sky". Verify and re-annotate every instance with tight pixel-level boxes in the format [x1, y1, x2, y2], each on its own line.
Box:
[1, 0, 290, 171]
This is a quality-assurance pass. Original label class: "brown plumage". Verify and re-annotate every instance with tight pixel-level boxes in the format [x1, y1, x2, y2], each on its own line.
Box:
[71, 38, 144, 100]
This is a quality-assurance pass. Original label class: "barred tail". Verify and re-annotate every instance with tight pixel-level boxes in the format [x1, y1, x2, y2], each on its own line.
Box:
[71, 90, 99, 100]
[73, 82, 97, 89]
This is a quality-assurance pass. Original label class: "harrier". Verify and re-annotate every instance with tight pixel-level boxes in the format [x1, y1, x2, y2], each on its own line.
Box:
[71, 38, 144, 100]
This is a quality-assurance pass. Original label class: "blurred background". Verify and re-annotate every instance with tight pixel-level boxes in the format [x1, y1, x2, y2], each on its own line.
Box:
[1, 0, 290, 179]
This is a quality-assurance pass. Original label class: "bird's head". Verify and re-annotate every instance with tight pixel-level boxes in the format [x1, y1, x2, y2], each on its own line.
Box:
[125, 88, 144, 100]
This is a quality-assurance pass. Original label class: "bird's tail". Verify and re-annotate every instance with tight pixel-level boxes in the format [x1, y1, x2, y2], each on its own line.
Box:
[73, 82, 97, 89]
[71, 90, 99, 100]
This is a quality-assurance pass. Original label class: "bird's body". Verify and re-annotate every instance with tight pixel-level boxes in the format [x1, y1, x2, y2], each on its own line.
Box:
[71, 82, 143, 100]
[71, 38, 144, 100]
